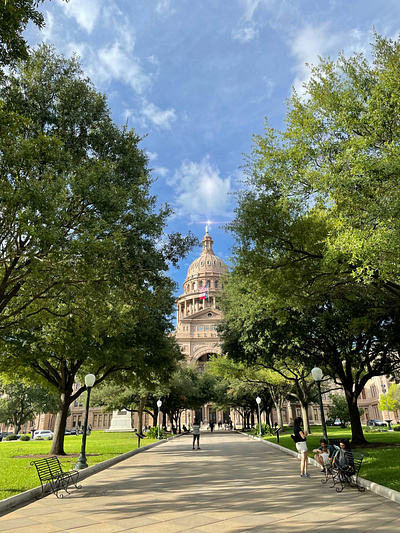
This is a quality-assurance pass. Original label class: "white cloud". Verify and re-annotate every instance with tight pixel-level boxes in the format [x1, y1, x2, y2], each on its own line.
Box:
[57, 0, 102, 34]
[233, 0, 273, 42]
[155, 0, 175, 17]
[146, 151, 159, 162]
[95, 43, 151, 94]
[287, 25, 375, 94]
[154, 167, 169, 178]
[167, 157, 232, 220]
[232, 24, 258, 43]
[140, 101, 177, 130]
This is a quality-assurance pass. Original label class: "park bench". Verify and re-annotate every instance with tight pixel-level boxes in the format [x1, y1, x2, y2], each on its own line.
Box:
[31, 456, 81, 498]
[322, 448, 366, 492]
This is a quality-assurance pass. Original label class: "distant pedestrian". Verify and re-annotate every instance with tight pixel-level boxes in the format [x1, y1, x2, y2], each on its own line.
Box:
[192, 418, 201, 449]
[210, 422, 214, 432]
[293, 417, 309, 478]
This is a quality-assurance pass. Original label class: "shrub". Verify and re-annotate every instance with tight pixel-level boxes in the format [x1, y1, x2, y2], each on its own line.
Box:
[146, 427, 165, 439]
[393, 425, 400, 432]
[19, 435, 30, 441]
[4, 434, 18, 441]
[251, 423, 272, 437]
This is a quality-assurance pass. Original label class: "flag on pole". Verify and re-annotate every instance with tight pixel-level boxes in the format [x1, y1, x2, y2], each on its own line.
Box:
[199, 285, 208, 300]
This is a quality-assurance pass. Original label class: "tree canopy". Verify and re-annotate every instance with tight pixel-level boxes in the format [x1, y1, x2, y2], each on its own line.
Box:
[0, 44, 196, 453]
[0, 379, 59, 434]
[230, 33, 400, 310]
[223, 33, 400, 444]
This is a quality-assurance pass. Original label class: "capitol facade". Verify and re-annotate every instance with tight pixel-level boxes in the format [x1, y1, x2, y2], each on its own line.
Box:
[174, 228, 229, 424]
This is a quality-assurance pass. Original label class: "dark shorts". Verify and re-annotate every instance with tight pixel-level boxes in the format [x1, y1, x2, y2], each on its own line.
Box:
[193, 434, 200, 441]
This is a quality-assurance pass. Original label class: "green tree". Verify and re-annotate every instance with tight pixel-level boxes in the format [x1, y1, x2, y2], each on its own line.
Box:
[230, 34, 400, 309]
[226, 34, 400, 444]
[327, 394, 363, 427]
[218, 272, 400, 444]
[378, 383, 400, 413]
[0, 44, 195, 331]
[0, 380, 59, 434]
[0, 45, 196, 454]
[205, 356, 275, 429]
[3, 282, 184, 454]
[0, 0, 45, 68]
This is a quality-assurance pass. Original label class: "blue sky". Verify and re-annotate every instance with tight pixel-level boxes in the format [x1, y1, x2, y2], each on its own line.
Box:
[27, 0, 400, 297]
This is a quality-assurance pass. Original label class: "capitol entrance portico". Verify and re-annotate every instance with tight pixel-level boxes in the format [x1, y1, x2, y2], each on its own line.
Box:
[174, 228, 229, 425]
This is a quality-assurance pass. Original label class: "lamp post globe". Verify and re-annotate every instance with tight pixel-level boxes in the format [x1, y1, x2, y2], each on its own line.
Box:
[75, 373, 96, 470]
[157, 400, 162, 440]
[256, 396, 262, 439]
[311, 367, 328, 442]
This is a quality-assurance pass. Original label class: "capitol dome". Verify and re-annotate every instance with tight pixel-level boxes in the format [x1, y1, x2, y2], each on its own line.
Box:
[184, 228, 228, 289]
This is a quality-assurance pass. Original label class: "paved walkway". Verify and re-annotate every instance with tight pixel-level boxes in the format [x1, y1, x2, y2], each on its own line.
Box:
[1, 432, 400, 532]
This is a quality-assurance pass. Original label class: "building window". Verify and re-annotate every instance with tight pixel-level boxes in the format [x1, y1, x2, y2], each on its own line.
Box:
[215, 281, 218, 288]
[198, 326, 203, 331]
[205, 326, 209, 331]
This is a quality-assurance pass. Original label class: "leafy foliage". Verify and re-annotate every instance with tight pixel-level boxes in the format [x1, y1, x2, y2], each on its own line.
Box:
[0, 45, 195, 454]
[378, 383, 400, 412]
[326, 394, 363, 425]
[0, 380, 58, 433]
[224, 33, 400, 445]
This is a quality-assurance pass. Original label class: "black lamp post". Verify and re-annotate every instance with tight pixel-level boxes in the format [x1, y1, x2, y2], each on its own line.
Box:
[157, 399, 162, 440]
[75, 373, 96, 470]
[381, 384, 392, 429]
[256, 396, 262, 438]
[311, 367, 328, 442]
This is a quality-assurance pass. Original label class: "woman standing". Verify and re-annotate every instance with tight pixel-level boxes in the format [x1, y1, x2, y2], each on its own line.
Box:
[294, 417, 309, 477]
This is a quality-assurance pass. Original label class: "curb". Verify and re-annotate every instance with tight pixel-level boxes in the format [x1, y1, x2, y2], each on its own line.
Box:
[0, 435, 177, 516]
[242, 432, 400, 504]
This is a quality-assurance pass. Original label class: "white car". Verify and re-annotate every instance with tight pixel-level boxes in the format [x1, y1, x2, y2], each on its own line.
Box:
[33, 430, 54, 440]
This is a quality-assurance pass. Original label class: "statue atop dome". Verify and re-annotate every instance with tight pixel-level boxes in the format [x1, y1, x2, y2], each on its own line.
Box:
[201, 227, 214, 254]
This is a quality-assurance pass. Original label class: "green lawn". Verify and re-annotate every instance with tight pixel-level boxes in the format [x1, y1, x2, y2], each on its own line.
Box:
[0, 431, 157, 501]
[263, 425, 400, 493]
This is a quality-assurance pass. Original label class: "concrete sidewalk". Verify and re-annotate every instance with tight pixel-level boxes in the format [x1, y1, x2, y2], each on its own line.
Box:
[1, 432, 399, 532]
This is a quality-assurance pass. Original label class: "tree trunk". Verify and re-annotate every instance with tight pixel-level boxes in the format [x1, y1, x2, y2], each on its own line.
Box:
[50, 391, 71, 455]
[273, 401, 283, 428]
[346, 392, 367, 445]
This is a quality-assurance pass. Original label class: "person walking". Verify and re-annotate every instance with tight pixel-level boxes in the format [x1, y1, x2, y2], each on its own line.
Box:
[293, 417, 309, 478]
[192, 418, 201, 449]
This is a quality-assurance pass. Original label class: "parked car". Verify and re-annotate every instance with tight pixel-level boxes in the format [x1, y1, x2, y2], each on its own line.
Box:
[367, 419, 387, 427]
[326, 419, 342, 426]
[33, 430, 54, 440]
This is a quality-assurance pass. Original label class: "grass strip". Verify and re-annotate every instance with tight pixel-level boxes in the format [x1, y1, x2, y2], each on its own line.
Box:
[262, 425, 400, 493]
[0, 431, 157, 501]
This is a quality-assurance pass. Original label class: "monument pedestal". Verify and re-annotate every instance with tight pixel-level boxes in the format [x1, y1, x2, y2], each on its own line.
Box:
[106, 410, 135, 432]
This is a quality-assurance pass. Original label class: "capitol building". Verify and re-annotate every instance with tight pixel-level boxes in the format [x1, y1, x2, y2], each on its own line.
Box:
[174, 227, 229, 424]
